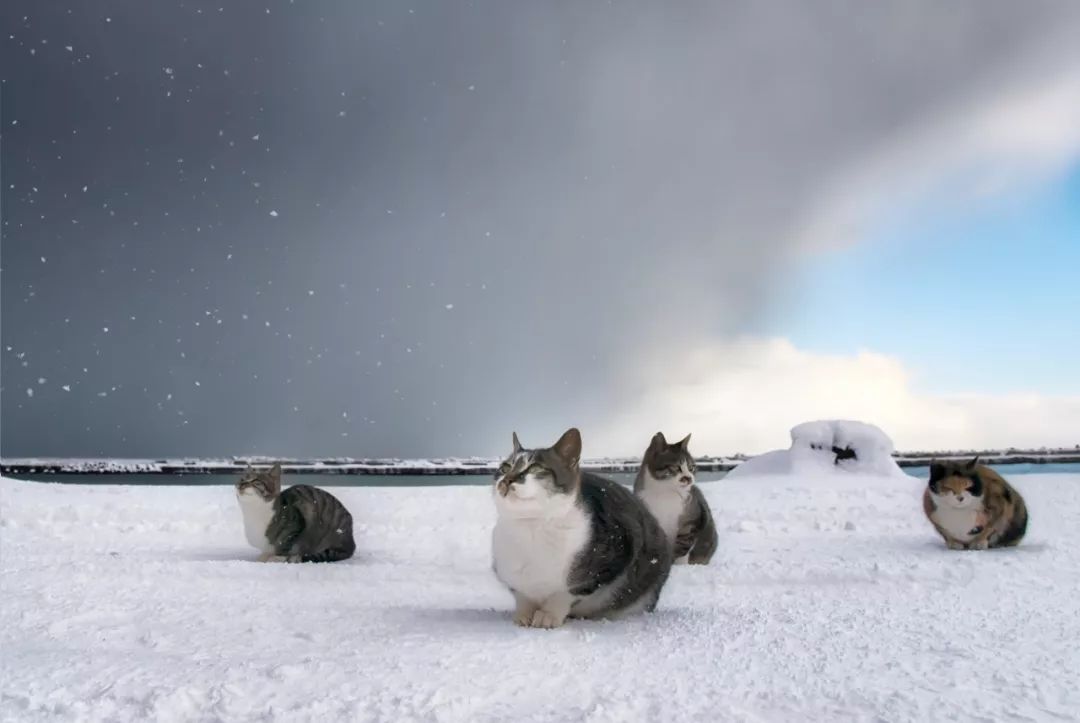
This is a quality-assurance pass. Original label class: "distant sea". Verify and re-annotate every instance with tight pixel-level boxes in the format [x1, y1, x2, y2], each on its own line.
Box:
[7, 463, 1080, 487]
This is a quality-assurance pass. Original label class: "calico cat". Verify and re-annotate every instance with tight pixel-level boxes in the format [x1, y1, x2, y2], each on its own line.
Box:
[634, 431, 718, 565]
[235, 463, 356, 563]
[491, 428, 672, 628]
[923, 457, 1028, 550]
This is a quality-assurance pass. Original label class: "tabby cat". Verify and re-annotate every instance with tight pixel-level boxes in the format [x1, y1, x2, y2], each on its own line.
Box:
[235, 463, 356, 562]
[634, 431, 718, 564]
[491, 428, 672, 628]
[923, 457, 1028, 550]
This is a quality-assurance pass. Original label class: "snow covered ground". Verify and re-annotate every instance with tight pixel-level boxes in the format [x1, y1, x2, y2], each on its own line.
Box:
[2, 471, 1079, 722]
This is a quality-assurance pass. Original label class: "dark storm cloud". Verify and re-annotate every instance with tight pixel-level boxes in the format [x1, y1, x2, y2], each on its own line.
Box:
[3, 1, 1079, 457]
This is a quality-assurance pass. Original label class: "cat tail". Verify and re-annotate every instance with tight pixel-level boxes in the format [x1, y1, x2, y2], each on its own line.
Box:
[301, 540, 355, 563]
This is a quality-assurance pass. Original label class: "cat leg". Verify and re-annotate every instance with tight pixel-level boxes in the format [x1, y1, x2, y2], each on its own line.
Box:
[266, 504, 305, 561]
[530, 592, 574, 629]
[512, 591, 539, 627]
[966, 534, 991, 551]
[945, 538, 965, 550]
[965, 524, 994, 551]
[257, 550, 275, 562]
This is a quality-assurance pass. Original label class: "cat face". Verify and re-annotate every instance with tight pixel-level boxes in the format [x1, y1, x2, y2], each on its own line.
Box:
[928, 459, 983, 509]
[236, 463, 282, 501]
[644, 432, 696, 490]
[493, 428, 582, 514]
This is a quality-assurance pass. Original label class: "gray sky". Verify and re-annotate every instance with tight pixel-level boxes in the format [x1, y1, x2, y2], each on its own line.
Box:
[3, 1, 1078, 458]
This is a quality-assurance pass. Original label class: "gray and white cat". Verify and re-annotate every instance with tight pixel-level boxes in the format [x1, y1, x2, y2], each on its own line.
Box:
[491, 428, 672, 628]
[235, 464, 356, 563]
[634, 432, 718, 565]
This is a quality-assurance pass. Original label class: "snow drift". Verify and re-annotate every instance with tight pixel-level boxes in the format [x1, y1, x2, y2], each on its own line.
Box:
[727, 419, 907, 479]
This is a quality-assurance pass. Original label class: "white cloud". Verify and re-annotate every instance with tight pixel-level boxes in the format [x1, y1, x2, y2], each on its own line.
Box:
[797, 37, 1080, 252]
[591, 337, 1080, 456]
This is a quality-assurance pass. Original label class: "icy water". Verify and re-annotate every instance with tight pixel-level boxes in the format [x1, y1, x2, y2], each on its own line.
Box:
[3, 471, 667, 487]
[901, 462, 1080, 478]
[7, 463, 1080, 486]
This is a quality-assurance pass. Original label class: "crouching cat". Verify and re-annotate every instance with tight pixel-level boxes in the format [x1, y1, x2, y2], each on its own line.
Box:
[236, 463, 356, 562]
[634, 432, 718, 565]
[923, 458, 1028, 550]
[491, 428, 672, 628]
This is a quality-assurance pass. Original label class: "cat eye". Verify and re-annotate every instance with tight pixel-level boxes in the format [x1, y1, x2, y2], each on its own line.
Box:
[497, 463, 510, 476]
[526, 464, 548, 476]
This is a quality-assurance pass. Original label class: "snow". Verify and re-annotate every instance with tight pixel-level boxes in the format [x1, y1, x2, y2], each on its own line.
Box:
[3, 471, 1078, 721]
[728, 419, 907, 479]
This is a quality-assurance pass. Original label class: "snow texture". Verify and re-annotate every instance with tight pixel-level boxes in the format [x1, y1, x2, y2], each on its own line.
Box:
[2, 472, 1078, 721]
[727, 419, 907, 479]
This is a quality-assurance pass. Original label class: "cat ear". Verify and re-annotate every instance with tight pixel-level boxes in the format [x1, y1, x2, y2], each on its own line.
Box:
[966, 456, 980, 471]
[649, 431, 668, 453]
[552, 427, 582, 467]
[929, 461, 945, 483]
[512, 432, 522, 454]
[267, 463, 282, 494]
[677, 433, 692, 450]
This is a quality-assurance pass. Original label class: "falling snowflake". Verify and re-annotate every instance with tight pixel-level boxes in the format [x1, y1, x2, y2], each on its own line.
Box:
[61, 385, 71, 392]
[269, 210, 278, 217]
[26, 388, 34, 398]
[445, 303, 454, 310]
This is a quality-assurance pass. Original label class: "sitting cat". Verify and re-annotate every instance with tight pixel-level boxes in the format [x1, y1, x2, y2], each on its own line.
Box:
[923, 457, 1028, 550]
[236, 463, 356, 563]
[491, 428, 672, 628]
[634, 432, 718, 565]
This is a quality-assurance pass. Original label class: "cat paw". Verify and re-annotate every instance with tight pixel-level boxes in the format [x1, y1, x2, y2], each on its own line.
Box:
[968, 540, 989, 551]
[946, 540, 965, 550]
[286, 554, 303, 563]
[513, 609, 536, 627]
[529, 609, 566, 629]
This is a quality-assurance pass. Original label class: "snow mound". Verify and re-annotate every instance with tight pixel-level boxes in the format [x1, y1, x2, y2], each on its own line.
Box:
[728, 419, 906, 479]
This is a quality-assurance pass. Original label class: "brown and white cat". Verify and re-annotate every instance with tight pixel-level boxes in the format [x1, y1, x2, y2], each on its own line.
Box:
[923, 457, 1028, 550]
[236, 464, 356, 563]
[634, 432, 718, 565]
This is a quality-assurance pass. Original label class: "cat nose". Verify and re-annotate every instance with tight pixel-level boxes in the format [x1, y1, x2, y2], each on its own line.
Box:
[956, 495, 964, 502]
[679, 476, 692, 485]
